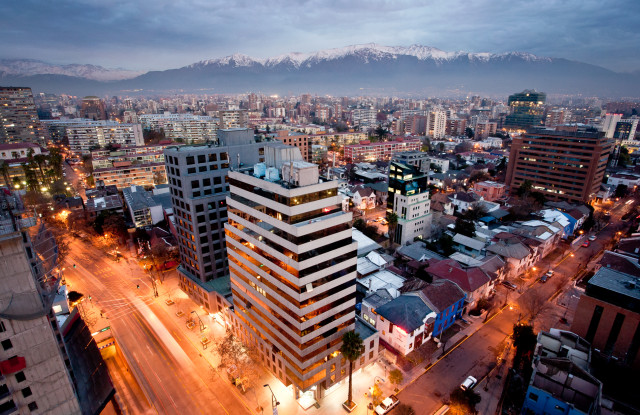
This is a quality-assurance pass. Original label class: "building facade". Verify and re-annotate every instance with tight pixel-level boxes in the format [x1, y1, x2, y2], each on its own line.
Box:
[0, 87, 46, 146]
[505, 90, 546, 130]
[65, 121, 144, 155]
[93, 163, 164, 189]
[274, 131, 311, 162]
[505, 128, 612, 203]
[344, 138, 421, 163]
[387, 161, 432, 245]
[139, 113, 219, 144]
[164, 129, 265, 310]
[225, 145, 376, 401]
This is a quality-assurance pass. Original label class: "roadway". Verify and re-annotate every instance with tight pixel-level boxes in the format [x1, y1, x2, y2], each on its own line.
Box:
[394, 198, 635, 415]
[64, 238, 254, 415]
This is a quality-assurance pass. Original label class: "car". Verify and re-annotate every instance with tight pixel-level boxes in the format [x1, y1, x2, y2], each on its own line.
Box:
[501, 281, 517, 290]
[582, 241, 590, 247]
[588, 235, 597, 241]
[540, 275, 548, 283]
[375, 395, 399, 415]
[545, 270, 554, 278]
[460, 376, 477, 391]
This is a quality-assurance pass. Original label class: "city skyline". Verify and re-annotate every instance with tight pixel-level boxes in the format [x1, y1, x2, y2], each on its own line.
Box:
[3, 0, 640, 72]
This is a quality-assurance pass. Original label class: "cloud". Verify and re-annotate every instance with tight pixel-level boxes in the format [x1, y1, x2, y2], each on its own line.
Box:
[1, 0, 638, 72]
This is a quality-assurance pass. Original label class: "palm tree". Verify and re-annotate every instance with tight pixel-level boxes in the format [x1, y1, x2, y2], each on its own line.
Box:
[0, 161, 10, 188]
[340, 330, 364, 410]
[386, 211, 399, 246]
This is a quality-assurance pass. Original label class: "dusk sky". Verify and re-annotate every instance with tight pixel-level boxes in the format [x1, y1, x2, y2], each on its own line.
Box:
[3, 0, 639, 72]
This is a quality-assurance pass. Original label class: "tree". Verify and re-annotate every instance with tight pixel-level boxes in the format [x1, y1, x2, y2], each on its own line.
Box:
[449, 388, 481, 415]
[618, 146, 631, 167]
[422, 138, 432, 152]
[389, 369, 404, 392]
[82, 155, 93, 174]
[437, 234, 455, 256]
[615, 184, 628, 198]
[454, 217, 475, 237]
[386, 211, 398, 246]
[512, 324, 537, 369]
[396, 404, 415, 415]
[415, 264, 432, 284]
[465, 127, 474, 139]
[353, 218, 366, 232]
[0, 161, 10, 187]
[153, 170, 167, 185]
[519, 290, 551, 326]
[516, 180, 533, 197]
[340, 330, 364, 409]
[67, 290, 84, 304]
[374, 126, 389, 141]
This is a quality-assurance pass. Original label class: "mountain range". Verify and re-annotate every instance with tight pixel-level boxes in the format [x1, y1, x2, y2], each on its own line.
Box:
[1, 44, 639, 97]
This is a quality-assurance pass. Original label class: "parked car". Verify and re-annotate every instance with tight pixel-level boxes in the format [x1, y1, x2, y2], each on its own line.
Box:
[588, 235, 597, 241]
[460, 376, 477, 391]
[375, 395, 400, 415]
[545, 270, 554, 278]
[582, 241, 590, 247]
[540, 275, 548, 283]
[501, 281, 517, 290]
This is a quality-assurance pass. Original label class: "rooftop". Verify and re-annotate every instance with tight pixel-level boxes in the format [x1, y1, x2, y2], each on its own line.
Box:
[375, 294, 433, 333]
[587, 267, 640, 301]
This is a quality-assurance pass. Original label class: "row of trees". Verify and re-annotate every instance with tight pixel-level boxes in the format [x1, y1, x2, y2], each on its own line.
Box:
[0, 147, 65, 191]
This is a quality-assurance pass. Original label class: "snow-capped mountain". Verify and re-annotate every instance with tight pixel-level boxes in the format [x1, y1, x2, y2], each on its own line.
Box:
[0, 59, 143, 81]
[188, 43, 551, 69]
[1, 44, 638, 97]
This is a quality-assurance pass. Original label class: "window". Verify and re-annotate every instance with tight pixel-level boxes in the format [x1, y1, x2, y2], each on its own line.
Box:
[28, 402, 38, 412]
[529, 393, 538, 402]
[21, 387, 32, 398]
[370, 340, 374, 349]
[198, 155, 205, 163]
[1, 339, 12, 350]
[191, 180, 200, 189]
[203, 178, 211, 187]
[208, 153, 217, 162]
[186, 156, 195, 165]
[369, 351, 374, 359]
[0, 321, 5, 333]
[15, 371, 25, 382]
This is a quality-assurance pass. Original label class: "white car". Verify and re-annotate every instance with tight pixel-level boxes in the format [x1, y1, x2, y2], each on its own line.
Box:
[460, 376, 477, 391]
[375, 395, 399, 415]
[588, 235, 597, 241]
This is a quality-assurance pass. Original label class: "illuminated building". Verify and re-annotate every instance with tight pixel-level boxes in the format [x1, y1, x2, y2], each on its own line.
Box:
[505, 127, 613, 203]
[0, 87, 46, 146]
[505, 90, 546, 130]
[225, 143, 378, 402]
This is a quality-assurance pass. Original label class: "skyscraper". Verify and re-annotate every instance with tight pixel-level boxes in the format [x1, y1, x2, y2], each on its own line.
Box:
[164, 129, 265, 310]
[80, 96, 107, 120]
[0, 87, 46, 146]
[505, 90, 546, 130]
[505, 127, 613, 203]
[224, 143, 378, 401]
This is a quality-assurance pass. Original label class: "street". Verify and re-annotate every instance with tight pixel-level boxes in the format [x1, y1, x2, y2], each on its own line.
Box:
[394, 198, 635, 415]
[64, 238, 254, 415]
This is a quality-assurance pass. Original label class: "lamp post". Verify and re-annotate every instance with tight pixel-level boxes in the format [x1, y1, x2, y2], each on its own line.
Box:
[263, 384, 279, 415]
[191, 310, 205, 332]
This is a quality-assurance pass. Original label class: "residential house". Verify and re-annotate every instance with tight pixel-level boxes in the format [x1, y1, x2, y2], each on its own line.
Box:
[374, 293, 436, 355]
[513, 220, 564, 259]
[361, 289, 394, 328]
[452, 233, 486, 258]
[486, 232, 536, 278]
[430, 193, 454, 216]
[417, 280, 466, 337]
[352, 186, 377, 210]
[425, 258, 494, 312]
[448, 191, 483, 214]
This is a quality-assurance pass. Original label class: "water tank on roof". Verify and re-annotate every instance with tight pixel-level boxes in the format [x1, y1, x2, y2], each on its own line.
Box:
[265, 167, 280, 181]
[253, 163, 266, 178]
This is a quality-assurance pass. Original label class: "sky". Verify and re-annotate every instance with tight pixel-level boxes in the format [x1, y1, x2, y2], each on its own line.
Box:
[2, 0, 639, 73]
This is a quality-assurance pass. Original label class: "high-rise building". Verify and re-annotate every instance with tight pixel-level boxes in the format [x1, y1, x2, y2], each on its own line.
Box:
[225, 144, 378, 401]
[387, 161, 432, 245]
[505, 127, 613, 203]
[164, 129, 265, 310]
[80, 96, 107, 120]
[65, 121, 144, 155]
[505, 90, 546, 130]
[344, 137, 421, 162]
[427, 109, 447, 139]
[218, 110, 247, 129]
[0, 87, 46, 146]
[0, 192, 114, 414]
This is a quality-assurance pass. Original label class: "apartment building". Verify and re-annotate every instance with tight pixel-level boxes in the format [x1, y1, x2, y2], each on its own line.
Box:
[218, 110, 247, 129]
[63, 121, 144, 155]
[505, 127, 613, 203]
[225, 144, 378, 402]
[139, 113, 219, 144]
[427, 109, 447, 139]
[472, 181, 506, 201]
[0, 192, 113, 414]
[505, 90, 546, 130]
[388, 161, 432, 245]
[274, 131, 311, 162]
[91, 143, 178, 170]
[0, 87, 46, 146]
[344, 137, 421, 163]
[93, 163, 164, 189]
[164, 129, 265, 310]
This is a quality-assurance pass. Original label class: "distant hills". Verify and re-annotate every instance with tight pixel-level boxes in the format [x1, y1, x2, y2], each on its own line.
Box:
[1, 44, 639, 97]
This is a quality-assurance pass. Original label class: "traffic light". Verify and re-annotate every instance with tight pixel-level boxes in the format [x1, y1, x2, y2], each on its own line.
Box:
[73, 264, 76, 269]
[136, 284, 140, 289]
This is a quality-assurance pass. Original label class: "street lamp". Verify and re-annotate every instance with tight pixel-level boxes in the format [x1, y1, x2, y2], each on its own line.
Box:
[263, 384, 279, 415]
